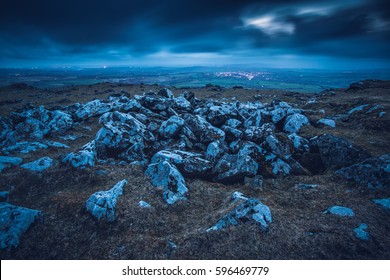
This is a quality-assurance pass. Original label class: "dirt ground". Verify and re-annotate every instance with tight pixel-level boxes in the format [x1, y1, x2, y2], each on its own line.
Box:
[0, 80, 389, 259]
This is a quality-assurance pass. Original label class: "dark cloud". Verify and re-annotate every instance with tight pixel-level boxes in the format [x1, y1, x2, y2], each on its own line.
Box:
[0, 0, 389, 67]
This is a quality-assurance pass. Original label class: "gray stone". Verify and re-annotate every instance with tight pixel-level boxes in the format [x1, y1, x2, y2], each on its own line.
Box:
[353, 223, 369, 241]
[2, 141, 48, 154]
[158, 88, 175, 99]
[348, 104, 369, 115]
[21, 157, 55, 172]
[317, 118, 336, 128]
[205, 140, 227, 161]
[207, 198, 272, 232]
[158, 116, 185, 139]
[0, 202, 42, 249]
[138, 201, 152, 208]
[324, 206, 355, 217]
[74, 99, 112, 120]
[85, 179, 128, 222]
[295, 183, 319, 190]
[145, 161, 188, 204]
[336, 154, 390, 189]
[283, 113, 310, 133]
[63, 140, 96, 168]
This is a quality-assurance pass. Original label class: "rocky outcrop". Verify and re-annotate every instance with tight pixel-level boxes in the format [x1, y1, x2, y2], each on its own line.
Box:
[85, 179, 128, 222]
[0, 203, 42, 250]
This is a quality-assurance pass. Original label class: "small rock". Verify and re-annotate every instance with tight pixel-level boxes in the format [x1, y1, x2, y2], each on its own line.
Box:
[85, 179, 128, 222]
[139, 201, 152, 208]
[324, 206, 355, 217]
[372, 198, 390, 209]
[21, 157, 55, 172]
[231, 191, 248, 201]
[0, 202, 42, 249]
[353, 223, 369, 241]
[295, 183, 319, 190]
[317, 118, 336, 128]
[63, 140, 96, 168]
[348, 104, 369, 115]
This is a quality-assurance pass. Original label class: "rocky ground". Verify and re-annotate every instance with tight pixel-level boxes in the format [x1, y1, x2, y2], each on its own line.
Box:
[0, 80, 389, 259]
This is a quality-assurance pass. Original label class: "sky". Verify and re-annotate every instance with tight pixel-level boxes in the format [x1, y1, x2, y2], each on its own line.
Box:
[0, 0, 389, 69]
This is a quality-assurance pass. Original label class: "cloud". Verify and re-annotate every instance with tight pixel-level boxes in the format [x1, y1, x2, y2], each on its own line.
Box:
[244, 15, 295, 35]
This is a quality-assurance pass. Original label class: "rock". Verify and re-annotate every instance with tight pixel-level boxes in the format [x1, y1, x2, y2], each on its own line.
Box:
[347, 104, 369, 115]
[2, 141, 48, 154]
[139, 201, 152, 208]
[205, 140, 227, 161]
[213, 153, 258, 183]
[0, 191, 9, 202]
[85, 179, 128, 222]
[207, 198, 272, 232]
[139, 95, 171, 112]
[317, 118, 336, 128]
[0, 202, 42, 249]
[288, 133, 310, 153]
[336, 154, 390, 189]
[270, 107, 286, 123]
[310, 134, 370, 170]
[372, 198, 390, 209]
[0, 156, 23, 172]
[183, 114, 225, 143]
[74, 99, 111, 120]
[158, 116, 185, 139]
[231, 191, 248, 201]
[173, 96, 192, 111]
[145, 161, 188, 204]
[295, 183, 319, 190]
[13, 117, 50, 140]
[263, 134, 293, 159]
[283, 113, 310, 133]
[206, 104, 237, 126]
[151, 150, 212, 177]
[221, 125, 243, 140]
[158, 88, 174, 99]
[324, 206, 355, 217]
[353, 223, 369, 241]
[21, 157, 55, 172]
[63, 140, 96, 168]
[225, 118, 242, 128]
[48, 110, 73, 133]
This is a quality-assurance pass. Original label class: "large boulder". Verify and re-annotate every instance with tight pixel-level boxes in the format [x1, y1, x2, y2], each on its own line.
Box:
[151, 150, 212, 177]
[183, 114, 225, 143]
[336, 154, 390, 189]
[207, 198, 272, 232]
[145, 161, 188, 204]
[74, 99, 112, 120]
[206, 104, 237, 126]
[283, 113, 309, 133]
[310, 134, 370, 170]
[85, 179, 128, 222]
[213, 153, 258, 183]
[0, 203, 42, 250]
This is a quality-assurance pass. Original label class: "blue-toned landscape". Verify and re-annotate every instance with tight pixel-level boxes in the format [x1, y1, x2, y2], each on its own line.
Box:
[1, 0, 390, 261]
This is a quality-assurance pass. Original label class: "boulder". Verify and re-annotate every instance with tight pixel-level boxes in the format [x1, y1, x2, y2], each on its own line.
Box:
[0, 156, 23, 172]
[324, 206, 355, 217]
[213, 153, 258, 183]
[283, 113, 310, 133]
[158, 116, 185, 139]
[336, 154, 390, 189]
[183, 114, 225, 143]
[207, 198, 272, 232]
[151, 150, 212, 177]
[63, 140, 96, 168]
[48, 110, 74, 133]
[310, 134, 370, 170]
[74, 99, 111, 120]
[270, 107, 286, 124]
[158, 88, 175, 99]
[21, 157, 55, 172]
[145, 161, 188, 204]
[0, 202, 42, 249]
[205, 140, 227, 161]
[263, 134, 293, 159]
[85, 179, 128, 222]
[206, 104, 237, 126]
